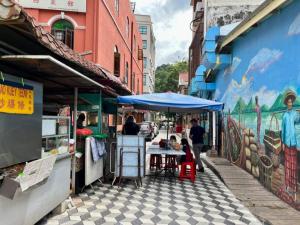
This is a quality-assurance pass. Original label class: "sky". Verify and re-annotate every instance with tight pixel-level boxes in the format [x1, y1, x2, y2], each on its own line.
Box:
[135, 0, 192, 67]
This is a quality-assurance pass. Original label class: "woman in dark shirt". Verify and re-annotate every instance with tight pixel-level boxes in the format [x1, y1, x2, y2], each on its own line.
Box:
[122, 116, 140, 135]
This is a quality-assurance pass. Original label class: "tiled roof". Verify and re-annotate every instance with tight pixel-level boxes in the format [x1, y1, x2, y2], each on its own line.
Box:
[0, 0, 20, 20]
[0, 0, 131, 95]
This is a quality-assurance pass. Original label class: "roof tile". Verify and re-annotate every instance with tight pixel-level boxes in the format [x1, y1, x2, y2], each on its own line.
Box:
[0, 0, 131, 94]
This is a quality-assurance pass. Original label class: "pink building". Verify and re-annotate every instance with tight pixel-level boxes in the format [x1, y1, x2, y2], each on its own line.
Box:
[19, 0, 143, 94]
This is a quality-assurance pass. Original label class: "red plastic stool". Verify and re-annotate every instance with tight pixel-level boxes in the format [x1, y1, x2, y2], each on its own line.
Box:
[179, 161, 196, 182]
[150, 154, 162, 170]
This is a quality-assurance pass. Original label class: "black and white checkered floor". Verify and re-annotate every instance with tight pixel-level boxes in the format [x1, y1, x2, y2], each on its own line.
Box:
[41, 166, 261, 225]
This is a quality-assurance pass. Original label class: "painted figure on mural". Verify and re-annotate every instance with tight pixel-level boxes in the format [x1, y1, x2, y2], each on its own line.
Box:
[255, 96, 261, 145]
[281, 90, 300, 200]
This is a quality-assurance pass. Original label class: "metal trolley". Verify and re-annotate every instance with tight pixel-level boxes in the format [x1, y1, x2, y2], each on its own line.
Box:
[111, 135, 145, 188]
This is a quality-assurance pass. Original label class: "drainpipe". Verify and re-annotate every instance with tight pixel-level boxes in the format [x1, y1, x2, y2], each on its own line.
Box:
[93, 0, 99, 62]
[130, 22, 133, 93]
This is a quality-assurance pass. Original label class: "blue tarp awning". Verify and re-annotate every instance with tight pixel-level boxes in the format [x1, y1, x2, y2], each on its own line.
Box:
[117, 92, 223, 113]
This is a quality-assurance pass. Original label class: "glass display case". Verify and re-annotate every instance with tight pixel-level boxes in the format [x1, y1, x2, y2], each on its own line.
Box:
[42, 116, 71, 158]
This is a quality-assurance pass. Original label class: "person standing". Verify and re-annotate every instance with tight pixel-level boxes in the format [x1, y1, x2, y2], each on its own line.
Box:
[122, 115, 140, 135]
[189, 118, 205, 172]
[77, 113, 86, 129]
[281, 90, 300, 200]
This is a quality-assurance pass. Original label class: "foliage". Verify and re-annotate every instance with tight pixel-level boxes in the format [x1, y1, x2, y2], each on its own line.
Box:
[155, 61, 188, 93]
[232, 97, 246, 114]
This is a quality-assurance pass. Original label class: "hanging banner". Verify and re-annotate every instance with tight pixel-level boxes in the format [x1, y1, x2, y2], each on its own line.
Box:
[0, 80, 34, 115]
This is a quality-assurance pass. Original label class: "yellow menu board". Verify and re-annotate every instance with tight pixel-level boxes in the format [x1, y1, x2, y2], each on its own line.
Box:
[0, 81, 34, 115]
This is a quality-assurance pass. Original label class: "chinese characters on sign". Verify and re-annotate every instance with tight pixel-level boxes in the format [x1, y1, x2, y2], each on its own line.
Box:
[16, 0, 86, 13]
[0, 81, 34, 115]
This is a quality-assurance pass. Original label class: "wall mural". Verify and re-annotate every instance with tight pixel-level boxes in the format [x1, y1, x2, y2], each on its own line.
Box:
[215, 6, 300, 210]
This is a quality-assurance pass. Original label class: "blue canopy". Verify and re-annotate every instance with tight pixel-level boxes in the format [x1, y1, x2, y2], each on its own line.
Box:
[117, 92, 223, 113]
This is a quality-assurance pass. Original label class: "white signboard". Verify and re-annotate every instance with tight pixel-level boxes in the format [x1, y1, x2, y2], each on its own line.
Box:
[16, 0, 86, 13]
[18, 155, 57, 192]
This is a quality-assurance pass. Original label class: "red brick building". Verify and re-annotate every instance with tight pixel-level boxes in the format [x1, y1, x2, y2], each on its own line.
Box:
[20, 0, 143, 94]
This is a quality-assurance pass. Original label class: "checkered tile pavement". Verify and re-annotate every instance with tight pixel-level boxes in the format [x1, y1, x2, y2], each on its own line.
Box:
[39, 166, 261, 225]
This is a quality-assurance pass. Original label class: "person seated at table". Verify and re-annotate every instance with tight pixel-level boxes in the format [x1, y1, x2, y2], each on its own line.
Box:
[169, 135, 177, 145]
[177, 138, 193, 165]
[169, 135, 182, 151]
[164, 135, 178, 169]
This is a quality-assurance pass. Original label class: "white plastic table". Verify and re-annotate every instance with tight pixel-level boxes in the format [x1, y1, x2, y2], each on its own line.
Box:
[147, 144, 185, 156]
[147, 144, 185, 183]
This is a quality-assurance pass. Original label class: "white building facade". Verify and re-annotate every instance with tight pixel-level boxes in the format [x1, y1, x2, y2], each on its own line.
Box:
[203, 0, 264, 34]
[135, 14, 156, 94]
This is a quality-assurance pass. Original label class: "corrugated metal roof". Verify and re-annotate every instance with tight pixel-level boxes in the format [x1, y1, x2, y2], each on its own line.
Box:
[0, 0, 131, 95]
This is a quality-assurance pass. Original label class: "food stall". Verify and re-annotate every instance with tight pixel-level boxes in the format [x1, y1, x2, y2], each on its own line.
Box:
[74, 93, 108, 193]
[0, 74, 72, 225]
[0, 2, 132, 224]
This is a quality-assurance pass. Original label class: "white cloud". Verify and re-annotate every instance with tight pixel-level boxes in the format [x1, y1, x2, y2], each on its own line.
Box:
[253, 86, 277, 107]
[246, 48, 282, 75]
[288, 13, 300, 36]
[221, 76, 254, 110]
[224, 57, 241, 75]
[220, 77, 277, 111]
[135, 0, 192, 66]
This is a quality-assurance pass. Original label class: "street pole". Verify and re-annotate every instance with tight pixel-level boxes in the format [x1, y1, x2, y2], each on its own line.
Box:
[71, 87, 78, 194]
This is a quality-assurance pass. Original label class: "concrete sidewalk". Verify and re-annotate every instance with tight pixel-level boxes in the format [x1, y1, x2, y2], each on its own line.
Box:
[203, 157, 300, 225]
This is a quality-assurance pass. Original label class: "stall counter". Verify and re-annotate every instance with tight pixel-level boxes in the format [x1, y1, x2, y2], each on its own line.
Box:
[0, 153, 71, 225]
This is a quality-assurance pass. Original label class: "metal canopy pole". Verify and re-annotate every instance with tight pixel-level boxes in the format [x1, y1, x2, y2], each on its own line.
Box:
[166, 107, 170, 144]
[71, 87, 78, 194]
[98, 90, 103, 134]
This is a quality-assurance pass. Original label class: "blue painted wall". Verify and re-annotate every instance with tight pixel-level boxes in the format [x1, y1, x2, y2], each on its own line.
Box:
[214, 1, 300, 209]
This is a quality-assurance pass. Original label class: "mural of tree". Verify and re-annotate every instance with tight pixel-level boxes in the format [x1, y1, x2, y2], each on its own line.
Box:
[269, 93, 285, 112]
[261, 104, 270, 112]
[232, 97, 246, 114]
[244, 97, 256, 113]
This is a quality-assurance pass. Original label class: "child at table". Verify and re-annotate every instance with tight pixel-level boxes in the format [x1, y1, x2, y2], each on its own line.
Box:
[165, 135, 178, 169]
[177, 138, 193, 165]
[169, 135, 177, 145]
[170, 135, 181, 150]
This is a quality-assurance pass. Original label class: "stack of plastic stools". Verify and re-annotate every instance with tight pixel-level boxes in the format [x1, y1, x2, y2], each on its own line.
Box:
[179, 160, 196, 182]
[150, 154, 162, 170]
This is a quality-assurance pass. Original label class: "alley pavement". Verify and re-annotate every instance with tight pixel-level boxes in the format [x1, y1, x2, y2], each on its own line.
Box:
[39, 131, 262, 225]
[39, 171, 261, 225]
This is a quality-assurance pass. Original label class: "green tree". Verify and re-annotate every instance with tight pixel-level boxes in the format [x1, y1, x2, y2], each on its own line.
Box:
[155, 61, 188, 93]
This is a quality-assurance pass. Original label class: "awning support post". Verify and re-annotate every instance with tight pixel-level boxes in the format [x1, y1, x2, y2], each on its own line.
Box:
[71, 87, 78, 194]
[166, 107, 170, 145]
[98, 90, 102, 133]
[210, 111, 218, 157]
